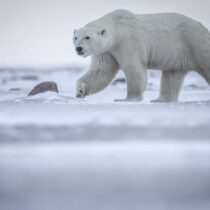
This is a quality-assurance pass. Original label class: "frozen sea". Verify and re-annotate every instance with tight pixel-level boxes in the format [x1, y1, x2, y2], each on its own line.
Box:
[0, 67, 210, 210]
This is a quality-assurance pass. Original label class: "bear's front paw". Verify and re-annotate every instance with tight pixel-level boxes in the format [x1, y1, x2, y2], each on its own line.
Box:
[114, 97, 142, 102]
[151, 98, 165, 103]
[151, 98, 178, 103]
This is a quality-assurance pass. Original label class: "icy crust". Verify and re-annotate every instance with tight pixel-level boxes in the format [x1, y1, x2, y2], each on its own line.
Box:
[15, 92, 83, 104]
[0, 68, 210, 141]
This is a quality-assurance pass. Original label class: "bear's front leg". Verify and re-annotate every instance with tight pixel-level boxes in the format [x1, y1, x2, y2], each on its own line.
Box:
[115, 65, 147, 102]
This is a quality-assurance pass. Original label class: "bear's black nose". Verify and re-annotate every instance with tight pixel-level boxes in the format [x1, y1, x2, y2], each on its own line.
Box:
[76, 47, 83, 53]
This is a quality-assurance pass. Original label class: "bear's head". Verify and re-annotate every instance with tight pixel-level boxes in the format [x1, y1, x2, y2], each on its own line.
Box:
[73, 25, 115, 57]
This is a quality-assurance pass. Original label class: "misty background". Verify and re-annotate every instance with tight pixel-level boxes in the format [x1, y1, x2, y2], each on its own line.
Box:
[0, 0, 210, 68]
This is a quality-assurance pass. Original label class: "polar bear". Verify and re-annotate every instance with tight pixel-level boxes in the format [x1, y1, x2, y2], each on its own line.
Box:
[73, 10, 210, 102]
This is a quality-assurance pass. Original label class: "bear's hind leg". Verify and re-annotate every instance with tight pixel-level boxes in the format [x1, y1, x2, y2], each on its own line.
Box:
[193, 33, 210, 86]
[151, 71, 187, 103]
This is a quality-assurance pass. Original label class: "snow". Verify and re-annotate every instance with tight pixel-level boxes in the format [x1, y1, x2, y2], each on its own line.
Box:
[0, 67, 210, 210]
[0, 141, 210, 210]
[0, 68, 210, 141]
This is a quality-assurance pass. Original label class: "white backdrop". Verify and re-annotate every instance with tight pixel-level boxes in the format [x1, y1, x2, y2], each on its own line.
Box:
[0, 0, 210, 67]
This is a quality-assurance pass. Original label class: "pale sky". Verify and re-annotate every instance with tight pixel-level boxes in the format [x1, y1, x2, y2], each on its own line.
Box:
[0, 0, 210, 68]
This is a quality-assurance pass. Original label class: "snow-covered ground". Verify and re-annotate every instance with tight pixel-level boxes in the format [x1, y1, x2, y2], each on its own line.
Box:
[0, 67, 210, 210]
[0, 68, 210, 141]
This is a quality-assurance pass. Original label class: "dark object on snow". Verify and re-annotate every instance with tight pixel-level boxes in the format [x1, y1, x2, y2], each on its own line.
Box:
[28, 81, 59, 96]
[21, 75, 39, 81]
[9, 88, 21, 91]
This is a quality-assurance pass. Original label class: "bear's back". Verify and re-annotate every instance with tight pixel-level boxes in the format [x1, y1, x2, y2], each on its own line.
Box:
[86, 10, 204, 33]
[135, 13, 202, 31]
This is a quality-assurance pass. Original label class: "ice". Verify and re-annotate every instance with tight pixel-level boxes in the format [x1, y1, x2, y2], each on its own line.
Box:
[0, 141, 210, 210]
[0, 68, 209, 141]
[0, 67, 210, 210]
[14, 91, 82, 104]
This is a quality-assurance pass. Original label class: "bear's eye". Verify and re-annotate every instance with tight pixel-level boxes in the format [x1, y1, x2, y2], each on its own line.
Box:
[74, 37, 77, 41]
[79, 90, 83, 93]
[85, 36, 90, 40]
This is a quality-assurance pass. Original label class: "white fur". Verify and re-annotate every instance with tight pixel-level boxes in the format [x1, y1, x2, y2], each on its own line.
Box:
[74, 10, 210, 102]
[76, 53, 119, 98]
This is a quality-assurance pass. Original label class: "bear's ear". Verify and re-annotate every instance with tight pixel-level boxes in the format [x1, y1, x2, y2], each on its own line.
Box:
[98, 29, 106, 35]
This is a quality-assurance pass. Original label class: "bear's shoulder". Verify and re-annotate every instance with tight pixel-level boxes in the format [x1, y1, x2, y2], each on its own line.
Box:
[108, 9, 134, 18]
[87, 10, 135, 27]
